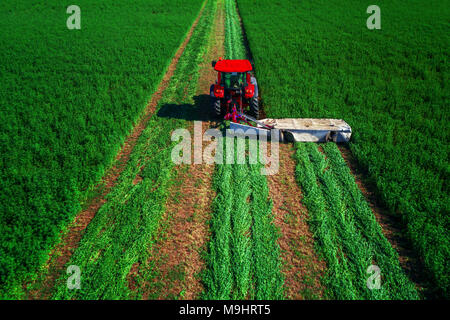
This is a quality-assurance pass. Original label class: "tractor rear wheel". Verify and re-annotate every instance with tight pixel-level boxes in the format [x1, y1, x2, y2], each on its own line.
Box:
[250, 97, 259, 119]
[212, 98, 223, 118]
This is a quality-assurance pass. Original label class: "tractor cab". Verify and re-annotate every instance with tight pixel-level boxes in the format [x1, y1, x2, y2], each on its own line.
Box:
[210, 59, 259, 118]
[221, 72, 246, 89]
[213, 59, 252, 89]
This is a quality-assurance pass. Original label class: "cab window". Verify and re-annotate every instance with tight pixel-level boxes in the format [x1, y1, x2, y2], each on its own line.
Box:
[221, 72, 246, 88]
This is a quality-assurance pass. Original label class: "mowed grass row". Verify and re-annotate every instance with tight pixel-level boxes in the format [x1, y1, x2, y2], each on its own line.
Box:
[237, 0, 449, 297]
[50, 0, 216, 299]
[0, 0, 204, 298]
[202, 139, 283, 299]
[294, 143, 419, 299]
[202, 0, 283, 300]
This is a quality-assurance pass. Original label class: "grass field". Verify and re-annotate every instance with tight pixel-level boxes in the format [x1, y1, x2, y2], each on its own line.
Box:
[0, 0, 203, 298]
[237, 0, 449, 297]
[0, 0, 446, 301]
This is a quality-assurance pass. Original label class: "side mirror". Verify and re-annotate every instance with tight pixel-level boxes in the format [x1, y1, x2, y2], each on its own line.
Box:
[212, 60, 217, 68]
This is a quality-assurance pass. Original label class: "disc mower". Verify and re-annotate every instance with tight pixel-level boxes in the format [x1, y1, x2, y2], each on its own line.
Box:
[210, 58, 352, 143]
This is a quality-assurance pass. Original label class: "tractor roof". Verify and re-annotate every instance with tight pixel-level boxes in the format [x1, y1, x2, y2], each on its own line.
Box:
[214, 59, 252, 72]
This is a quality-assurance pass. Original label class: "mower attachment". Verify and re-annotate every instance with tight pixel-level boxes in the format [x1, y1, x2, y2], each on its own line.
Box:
[229, 117, 352, 143]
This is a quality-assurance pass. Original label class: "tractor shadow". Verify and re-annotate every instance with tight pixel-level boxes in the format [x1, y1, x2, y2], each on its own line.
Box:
[158, 94, 268, 123]
[157, 94, 219, 124]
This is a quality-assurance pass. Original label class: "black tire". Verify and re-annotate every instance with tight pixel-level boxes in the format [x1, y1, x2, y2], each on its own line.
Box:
[212, 98, 223, 118]
[250, 97, 259, 119]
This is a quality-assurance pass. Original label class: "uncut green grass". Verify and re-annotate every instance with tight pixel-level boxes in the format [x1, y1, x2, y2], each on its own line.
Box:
[202, 0, 283, 300]
[224, 0, 246, 60]
[51, 0, 216, 300]
[237, 0, 449, 297]
[0, 0, 204, 298]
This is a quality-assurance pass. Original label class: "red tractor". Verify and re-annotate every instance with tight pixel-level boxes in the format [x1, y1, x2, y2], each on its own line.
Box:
[210, 58, 259, 119]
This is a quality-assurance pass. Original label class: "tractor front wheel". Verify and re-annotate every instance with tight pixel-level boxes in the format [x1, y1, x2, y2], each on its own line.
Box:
[250, 97, 259, 119]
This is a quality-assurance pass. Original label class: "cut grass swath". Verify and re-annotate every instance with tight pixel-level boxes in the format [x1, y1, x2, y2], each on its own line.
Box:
[294, 143, 419, 300]
[202, 163, 234, 299]
[249, 162, 284, 300]
[230, 162, 252, 299]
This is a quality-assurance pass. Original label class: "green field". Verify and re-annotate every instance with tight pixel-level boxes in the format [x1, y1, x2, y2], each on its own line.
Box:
[0, 0, 203, 298]
[0, 0, 447, 301]
[237, 0, 449, 297]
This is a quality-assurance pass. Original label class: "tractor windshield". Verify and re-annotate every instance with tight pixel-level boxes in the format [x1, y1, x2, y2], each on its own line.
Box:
[221, 72, 246, 89]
